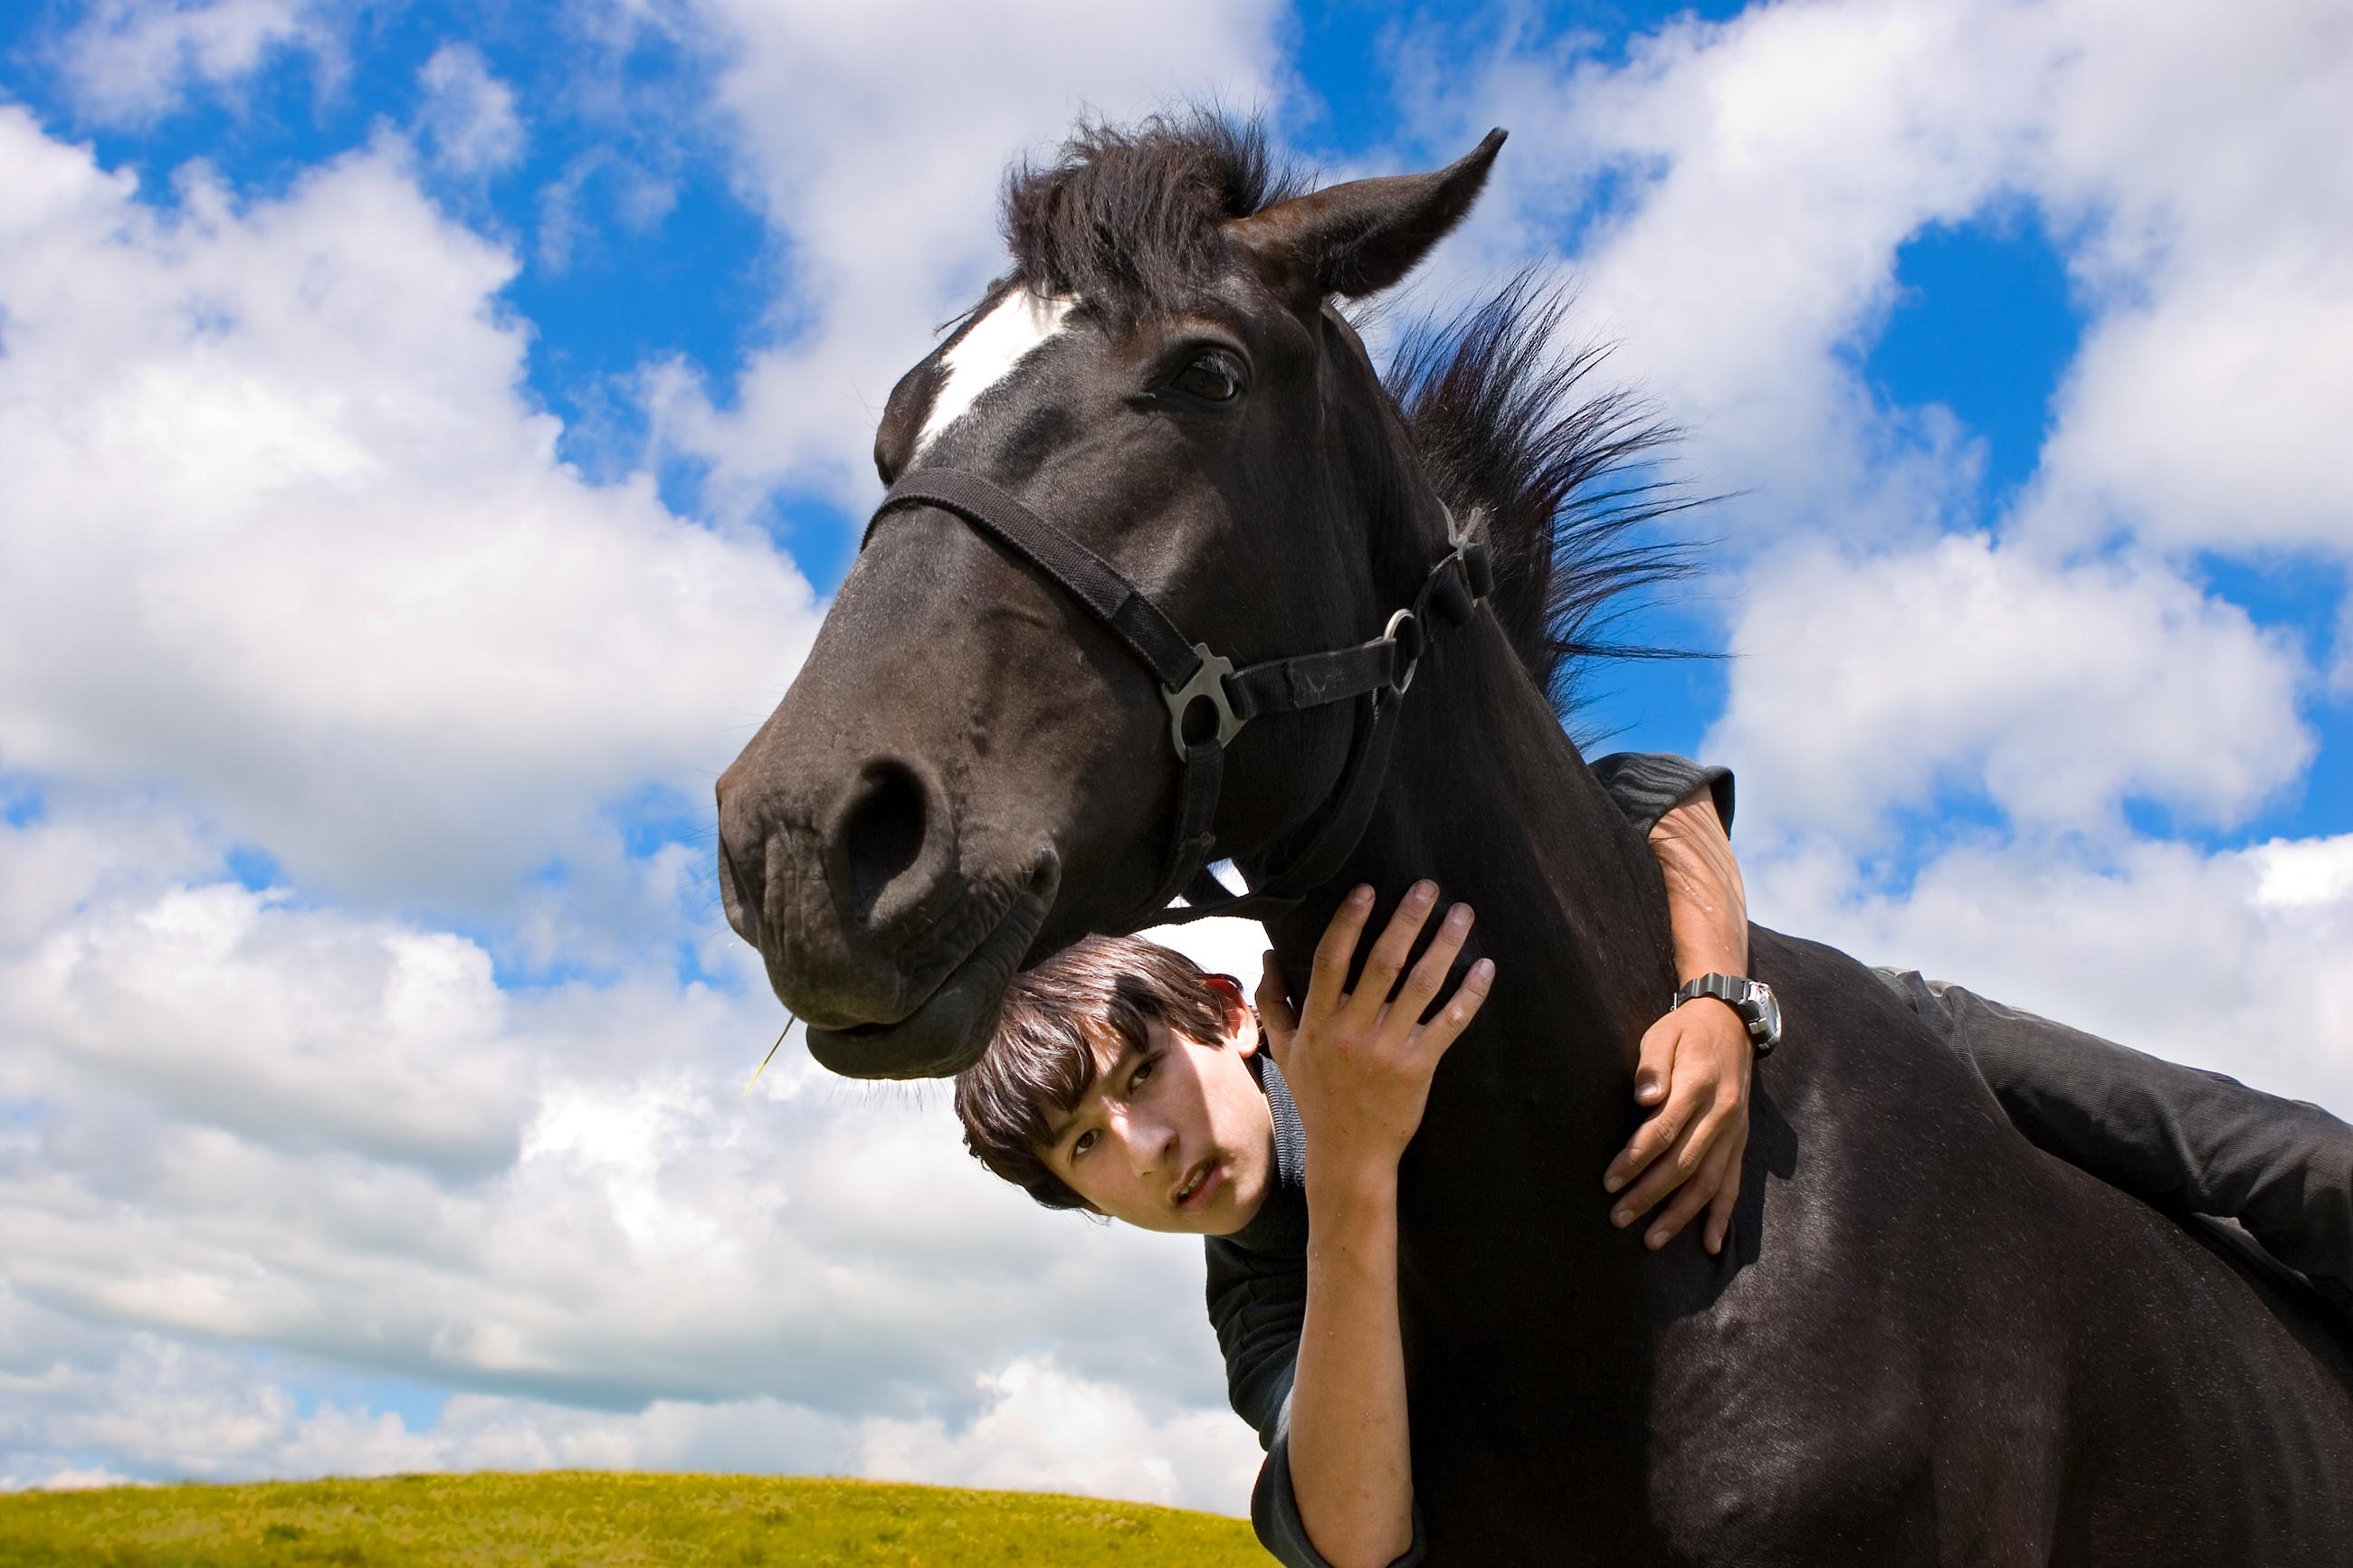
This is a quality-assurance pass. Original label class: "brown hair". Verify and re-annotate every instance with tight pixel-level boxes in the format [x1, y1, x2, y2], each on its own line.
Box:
[954, 935, 1234, 1211]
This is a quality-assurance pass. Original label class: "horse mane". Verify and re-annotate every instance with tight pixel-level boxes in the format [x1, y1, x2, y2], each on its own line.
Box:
[1383, 277, 1710, 724]
[1005, 113, 1705, 718]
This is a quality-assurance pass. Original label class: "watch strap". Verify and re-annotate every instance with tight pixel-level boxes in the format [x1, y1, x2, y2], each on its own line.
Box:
[1672, 973, 1780, 1057]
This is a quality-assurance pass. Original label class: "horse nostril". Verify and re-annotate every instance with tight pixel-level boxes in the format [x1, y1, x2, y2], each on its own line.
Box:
[719, 833, 764, 946]
[840, 761, 929, 920]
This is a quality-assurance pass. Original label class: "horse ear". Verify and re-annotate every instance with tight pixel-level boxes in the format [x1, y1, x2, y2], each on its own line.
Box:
[1233, 128, 1506, 303]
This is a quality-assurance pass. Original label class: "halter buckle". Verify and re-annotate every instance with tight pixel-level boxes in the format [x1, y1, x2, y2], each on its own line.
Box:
[1384, 608, 1424, 694]
[1164, 644, 1244, 757]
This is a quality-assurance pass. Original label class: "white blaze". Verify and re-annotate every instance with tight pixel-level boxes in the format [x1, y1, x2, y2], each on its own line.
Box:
[917, 290, 1077, 455]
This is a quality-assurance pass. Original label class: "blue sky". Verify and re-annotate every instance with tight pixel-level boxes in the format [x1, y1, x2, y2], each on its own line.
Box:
[1, 0, 2347, 1507]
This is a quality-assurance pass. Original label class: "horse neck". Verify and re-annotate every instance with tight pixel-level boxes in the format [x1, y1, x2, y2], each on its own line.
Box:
[1262, 596, 1678, 1154]
[1259, 331, 1675, 1139]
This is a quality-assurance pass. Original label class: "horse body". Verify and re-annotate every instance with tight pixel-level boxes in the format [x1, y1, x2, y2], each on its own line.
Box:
[716, 115, 2353, 1562]
[1653, 929, 2353, 1566]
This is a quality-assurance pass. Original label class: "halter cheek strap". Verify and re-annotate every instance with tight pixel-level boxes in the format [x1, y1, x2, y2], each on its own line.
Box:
[865, 468, 1492, 931]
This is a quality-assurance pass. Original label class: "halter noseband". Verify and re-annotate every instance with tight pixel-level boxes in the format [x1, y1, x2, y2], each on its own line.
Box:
[864, 468, 1492, 932]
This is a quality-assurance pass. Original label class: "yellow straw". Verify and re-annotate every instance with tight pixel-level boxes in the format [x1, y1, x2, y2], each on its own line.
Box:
[744, 1018, 794, 1096]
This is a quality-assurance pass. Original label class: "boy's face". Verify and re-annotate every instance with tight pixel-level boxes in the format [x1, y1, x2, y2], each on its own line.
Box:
[1035, 983, 1277, 1236]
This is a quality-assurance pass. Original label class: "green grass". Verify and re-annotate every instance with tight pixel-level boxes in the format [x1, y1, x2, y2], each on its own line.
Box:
[0, 1471, 1274, 1566]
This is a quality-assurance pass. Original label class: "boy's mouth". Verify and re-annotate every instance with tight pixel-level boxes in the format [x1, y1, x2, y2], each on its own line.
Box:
[1173, 1159, 1221, 1210]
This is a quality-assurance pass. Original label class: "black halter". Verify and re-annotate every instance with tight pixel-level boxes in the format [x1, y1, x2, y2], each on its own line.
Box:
[865, 469, 1493, 933]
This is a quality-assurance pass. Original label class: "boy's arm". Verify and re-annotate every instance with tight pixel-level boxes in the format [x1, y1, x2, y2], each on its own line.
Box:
[1588, 757, 1758, 1253]
[1289, 1155, 1410, 1566]
[1251, 884, 1491, 1568]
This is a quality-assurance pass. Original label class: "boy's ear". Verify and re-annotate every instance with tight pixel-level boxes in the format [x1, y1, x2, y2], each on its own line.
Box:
[1203, 974, 1258, 1056]
[1229, 128, 1506, 306]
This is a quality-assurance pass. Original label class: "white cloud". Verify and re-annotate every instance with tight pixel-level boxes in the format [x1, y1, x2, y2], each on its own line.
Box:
[416, 43, 525, 177]
[855, 1355, 1259, 1510]
[2013, 3, 2353, 559]
[2248, 834, 2353, 913]
[0, 107, 822, 908]
[52, 0, 344, 127]
[651, 0, 1292, 513]
[1706, 534, 2314, 842]
[5, 880, 530, 1179]
[0, 799, 215, 952]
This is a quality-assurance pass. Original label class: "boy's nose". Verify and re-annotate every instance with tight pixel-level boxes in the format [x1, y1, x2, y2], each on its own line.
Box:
[1118, 1114, 1175, 1178]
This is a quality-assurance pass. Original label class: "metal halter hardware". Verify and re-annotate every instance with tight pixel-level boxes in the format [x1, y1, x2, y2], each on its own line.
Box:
[1382, 609, 1425, 695]
[1164, 644, 1243, 757]
[864, 468, 1492, 930]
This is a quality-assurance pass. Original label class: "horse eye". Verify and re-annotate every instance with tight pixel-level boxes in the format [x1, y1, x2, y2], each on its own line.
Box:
[1172, 356, 1239, 404]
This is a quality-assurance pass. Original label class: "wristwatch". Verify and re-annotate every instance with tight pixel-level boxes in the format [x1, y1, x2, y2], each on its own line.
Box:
[1672, 974, 1782, 1057]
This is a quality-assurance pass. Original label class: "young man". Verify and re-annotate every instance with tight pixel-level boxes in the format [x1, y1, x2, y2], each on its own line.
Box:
[954, 755, 2353, 1568]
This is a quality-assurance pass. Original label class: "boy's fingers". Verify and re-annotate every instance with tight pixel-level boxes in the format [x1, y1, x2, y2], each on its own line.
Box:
[1646, 1138, 1737, 1250]
[1676, 1101, 1736, 1178]
[1387, 903, 1474, 1038]
[1703, 1163, 1743, 1256]
[1253, 950, 1291, 1009]
[1306, 886, 1374, 1022]
[1606, 1130, 1681, 1219]
[1604, 1070, 1711, 1195]
[1607, 1085, 1716, 1221]
[1253, 954, 1298, 1062]
[1414, 956, 1493, 1060]
[1346, 880, 1438, 1027]
[1633, 1013, 1680, 1107]
[1604, 1111, 1673, 1195]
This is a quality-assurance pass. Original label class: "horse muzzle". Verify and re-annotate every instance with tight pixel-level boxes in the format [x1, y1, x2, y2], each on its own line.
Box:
[717, 746, 1061, 1077]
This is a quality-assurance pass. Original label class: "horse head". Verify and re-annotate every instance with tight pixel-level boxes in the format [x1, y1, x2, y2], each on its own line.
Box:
[717, 118, 1504, 1078]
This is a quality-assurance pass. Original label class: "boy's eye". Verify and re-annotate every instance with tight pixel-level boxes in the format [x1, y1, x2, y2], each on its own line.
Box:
[1071, 1129, 1097, 1159]
[1131, 1058, 1156, 1089]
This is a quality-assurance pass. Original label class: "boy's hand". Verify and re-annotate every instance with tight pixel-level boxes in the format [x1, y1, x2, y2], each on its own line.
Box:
[1602, 997, 1753, 1255]
[1253, 881, 1494, 1191]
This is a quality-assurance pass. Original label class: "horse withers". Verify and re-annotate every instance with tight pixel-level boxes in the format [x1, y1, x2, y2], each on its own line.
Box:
[714, 116, 2353, 1563]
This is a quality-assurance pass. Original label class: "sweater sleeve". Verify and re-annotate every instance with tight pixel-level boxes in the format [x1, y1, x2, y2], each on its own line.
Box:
[1251, 1394, 1429, 1568]
[1205, 1215, 1308, 1448]
[1587, 751, 1735, 838]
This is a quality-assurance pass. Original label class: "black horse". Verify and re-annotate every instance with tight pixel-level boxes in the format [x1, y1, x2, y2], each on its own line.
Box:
[715, 116, 2353, 1563]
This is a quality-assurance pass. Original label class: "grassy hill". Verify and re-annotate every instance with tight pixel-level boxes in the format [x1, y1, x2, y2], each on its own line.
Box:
[0, 1470, 1275, 1566]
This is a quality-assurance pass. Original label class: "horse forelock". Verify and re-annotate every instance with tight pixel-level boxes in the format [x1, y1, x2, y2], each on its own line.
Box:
[1000, 109, 1304, 324]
